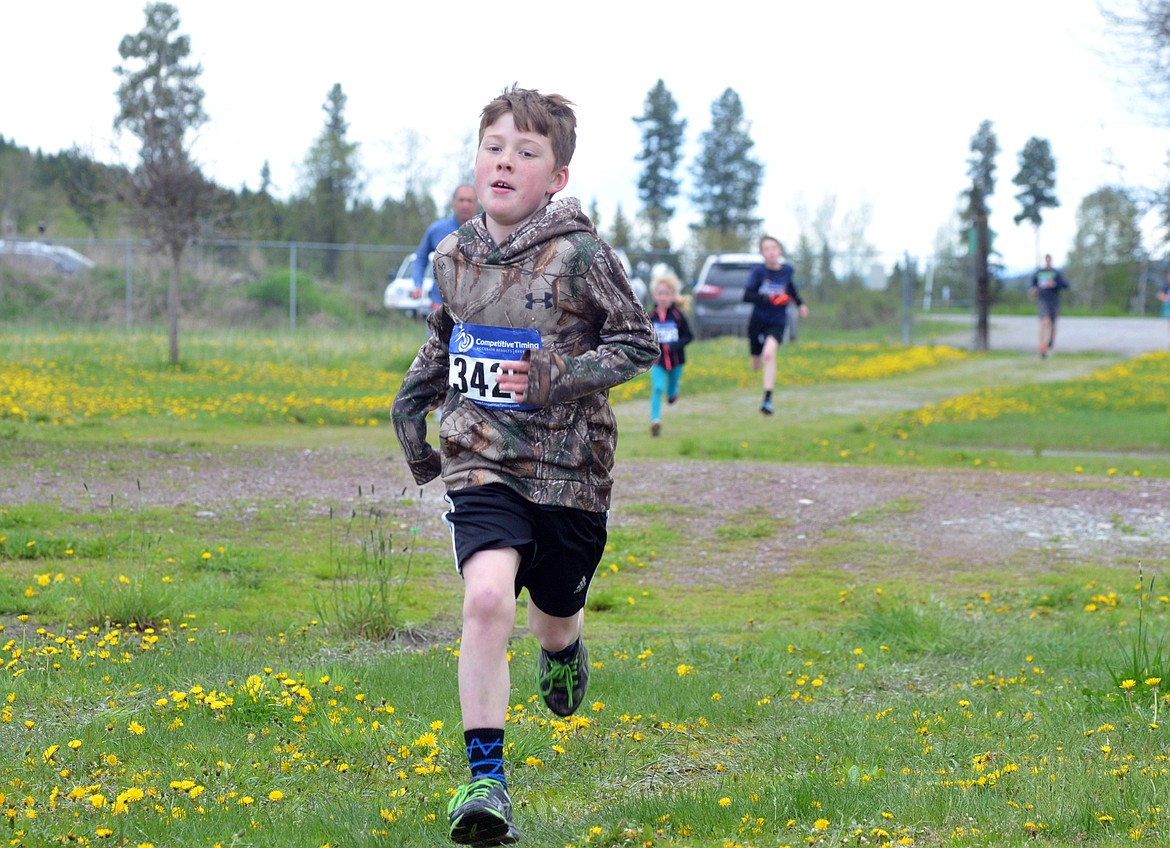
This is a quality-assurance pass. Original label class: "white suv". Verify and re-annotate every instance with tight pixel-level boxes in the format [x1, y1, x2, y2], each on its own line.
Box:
[383, 253, 433, 319]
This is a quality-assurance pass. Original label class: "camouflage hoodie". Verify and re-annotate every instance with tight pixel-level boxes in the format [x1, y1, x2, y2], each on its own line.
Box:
[391, 198, 659, 512]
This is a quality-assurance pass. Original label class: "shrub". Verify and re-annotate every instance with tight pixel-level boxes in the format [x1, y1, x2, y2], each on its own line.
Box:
[246, 270, 324, 315]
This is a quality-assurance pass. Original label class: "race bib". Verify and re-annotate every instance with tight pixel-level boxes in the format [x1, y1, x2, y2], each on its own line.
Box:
[449, 323, 542, 410]
[654, 320, 679, 344]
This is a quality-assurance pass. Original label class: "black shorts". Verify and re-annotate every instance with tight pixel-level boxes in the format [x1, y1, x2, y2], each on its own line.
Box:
[443, 484, 607, 617]
[1036, 297, 1060, 320]
[748, 317, 787, 356]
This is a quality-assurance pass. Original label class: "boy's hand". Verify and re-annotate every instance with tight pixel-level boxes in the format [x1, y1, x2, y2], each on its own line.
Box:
[497, 360, 530, 404]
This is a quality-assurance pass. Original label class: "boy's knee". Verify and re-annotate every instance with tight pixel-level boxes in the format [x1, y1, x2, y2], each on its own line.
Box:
[463, 581, 515, 623]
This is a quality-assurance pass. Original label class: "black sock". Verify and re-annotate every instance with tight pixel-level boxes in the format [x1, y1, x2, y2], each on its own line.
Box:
[465, 728, 506, 786]
[763, 390, 773, 402]
[546, 638, 580, 663]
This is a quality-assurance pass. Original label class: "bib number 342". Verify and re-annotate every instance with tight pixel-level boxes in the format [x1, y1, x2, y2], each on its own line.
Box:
[448, 322, 541, 411]
[450, 356, 512, 402]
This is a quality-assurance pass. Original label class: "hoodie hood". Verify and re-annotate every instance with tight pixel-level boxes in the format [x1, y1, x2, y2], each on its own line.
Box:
[461, 198, 597, 266]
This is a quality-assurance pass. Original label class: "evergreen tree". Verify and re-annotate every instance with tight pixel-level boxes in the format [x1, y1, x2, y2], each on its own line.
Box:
[690, 88, 763, 251]
[633, 80, 685, 251]
[302, 83, 361, 275]
[961, 119, 998, 350]
[114, 1, 212, 364]
[607, 204, 632, 249]
[1012, 136, 1058, 263]
[589, 199, 602, 233]
[963, 119, 998, 222]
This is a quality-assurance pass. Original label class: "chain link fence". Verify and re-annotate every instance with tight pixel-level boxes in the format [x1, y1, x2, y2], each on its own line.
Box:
[1, 236, 419, 329]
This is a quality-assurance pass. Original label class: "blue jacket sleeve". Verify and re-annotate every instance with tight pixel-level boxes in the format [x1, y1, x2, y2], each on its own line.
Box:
[743, 265, 764, 304]
[411, 230, 433, 288]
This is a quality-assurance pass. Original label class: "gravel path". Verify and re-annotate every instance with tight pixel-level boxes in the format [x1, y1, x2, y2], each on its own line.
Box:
[4, 315, 1167, 586]
[4, 442, 1167, 588]
[931, 314, 1170, 356]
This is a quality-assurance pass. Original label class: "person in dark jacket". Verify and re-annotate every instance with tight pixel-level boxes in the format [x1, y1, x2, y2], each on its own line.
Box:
[647, 271, 693, 436]
[744, 235, 808, 414]
[1029, 253, 1069, 358]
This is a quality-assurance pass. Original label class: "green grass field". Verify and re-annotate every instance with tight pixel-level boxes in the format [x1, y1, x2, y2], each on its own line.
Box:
[2, 325, 1170, 847]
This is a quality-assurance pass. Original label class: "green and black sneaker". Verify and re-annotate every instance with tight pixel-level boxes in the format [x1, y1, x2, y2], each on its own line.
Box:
[537, 640, 589, 717]
[447, 778, 520, 846]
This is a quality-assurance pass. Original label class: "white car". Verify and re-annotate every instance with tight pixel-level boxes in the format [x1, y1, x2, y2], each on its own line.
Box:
[384, 249, 646, 317]
[614, 249, 647, 304]
[383, 253, 434, 319]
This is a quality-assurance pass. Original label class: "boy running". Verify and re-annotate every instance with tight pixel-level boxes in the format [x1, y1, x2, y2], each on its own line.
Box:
[391, 85, 658, 846]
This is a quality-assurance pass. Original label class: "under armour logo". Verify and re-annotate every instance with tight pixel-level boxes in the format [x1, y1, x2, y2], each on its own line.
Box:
[525, 292, 554, 310]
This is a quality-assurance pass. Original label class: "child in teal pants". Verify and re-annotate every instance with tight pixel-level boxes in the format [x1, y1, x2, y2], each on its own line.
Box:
[648, 272, 693, 436]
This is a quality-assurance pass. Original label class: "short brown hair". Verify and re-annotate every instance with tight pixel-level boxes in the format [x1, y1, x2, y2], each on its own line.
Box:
[479, 85, 577, 171]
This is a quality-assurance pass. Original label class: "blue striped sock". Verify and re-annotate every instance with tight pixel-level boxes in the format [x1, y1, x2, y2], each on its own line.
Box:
[465, 728, 506, 787]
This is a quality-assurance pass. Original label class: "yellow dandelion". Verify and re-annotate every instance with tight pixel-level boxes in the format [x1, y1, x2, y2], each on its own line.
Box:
[814, 818, 830, 830]
[719, 797, 731, 807]
[268, 790, 283, 801]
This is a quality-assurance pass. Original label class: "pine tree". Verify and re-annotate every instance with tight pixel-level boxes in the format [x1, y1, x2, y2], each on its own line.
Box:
[302, 83, 361, 275]
[114, 1, 211, 364]
[1012, 136, 1058, 264]
[690, 88, 763, 251]
[608, 204, 632, 250]
[961, 119, 998, 351]
[633, 80, 685, 251]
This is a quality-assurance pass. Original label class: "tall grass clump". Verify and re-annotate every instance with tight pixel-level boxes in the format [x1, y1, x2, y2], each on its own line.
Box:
[1108, 564, 1170, 724]
[315, 489, 419, 640]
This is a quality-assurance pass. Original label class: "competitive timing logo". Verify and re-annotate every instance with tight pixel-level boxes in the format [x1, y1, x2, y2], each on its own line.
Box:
[451, 324, 541, 355]
[453, 325, 476, 354]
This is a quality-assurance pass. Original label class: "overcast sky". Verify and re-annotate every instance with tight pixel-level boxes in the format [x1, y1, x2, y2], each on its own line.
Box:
[2, 0, 1167, 272]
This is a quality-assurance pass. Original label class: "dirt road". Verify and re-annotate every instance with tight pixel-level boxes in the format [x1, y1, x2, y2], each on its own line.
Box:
[930, 314, 1169, 356]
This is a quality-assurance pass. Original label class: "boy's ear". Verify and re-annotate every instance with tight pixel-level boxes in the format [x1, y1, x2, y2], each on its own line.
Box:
[547, 165, 569, 197]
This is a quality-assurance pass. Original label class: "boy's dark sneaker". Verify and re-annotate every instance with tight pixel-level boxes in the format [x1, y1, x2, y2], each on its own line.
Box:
[448, 778, 520, 846]
[667, 394, 679, 405]
[651, 421, 661, 437]
[760, 399, 774, 415]
[537, 641, 589, 716]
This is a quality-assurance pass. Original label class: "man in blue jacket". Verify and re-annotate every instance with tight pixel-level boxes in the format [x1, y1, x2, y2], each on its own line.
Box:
[412, 184, 478, 307]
